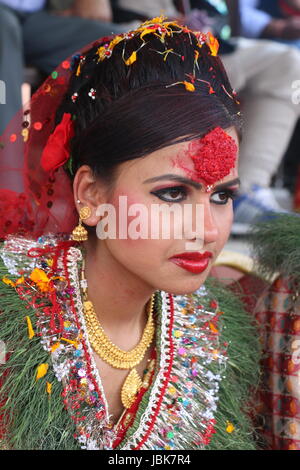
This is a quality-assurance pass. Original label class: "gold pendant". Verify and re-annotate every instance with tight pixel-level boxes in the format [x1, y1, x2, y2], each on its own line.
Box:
[121, 368, 143, 409]
[71, 223, 88, 242]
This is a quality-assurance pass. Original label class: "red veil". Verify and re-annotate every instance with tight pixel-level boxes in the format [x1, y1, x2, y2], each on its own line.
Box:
[0, 41, 103, 240]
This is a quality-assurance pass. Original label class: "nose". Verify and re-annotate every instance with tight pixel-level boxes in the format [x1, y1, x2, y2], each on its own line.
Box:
[183, 199, 218, 248]
[203, 202, 218, 245]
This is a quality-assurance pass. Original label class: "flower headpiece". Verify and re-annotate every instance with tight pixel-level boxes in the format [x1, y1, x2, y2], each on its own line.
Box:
[41, 113, 75, 173]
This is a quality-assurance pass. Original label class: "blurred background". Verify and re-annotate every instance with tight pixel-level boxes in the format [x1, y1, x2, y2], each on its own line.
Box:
[0, 0, 299, 258]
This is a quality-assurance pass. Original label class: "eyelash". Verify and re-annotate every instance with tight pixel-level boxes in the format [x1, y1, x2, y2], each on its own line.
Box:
[151, 186, 239, 205]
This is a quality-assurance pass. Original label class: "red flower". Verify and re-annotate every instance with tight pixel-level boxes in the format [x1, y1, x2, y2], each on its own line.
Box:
[41, 113, 75, 172]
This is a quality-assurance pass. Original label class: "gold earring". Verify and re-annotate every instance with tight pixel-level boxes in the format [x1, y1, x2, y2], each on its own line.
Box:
[71, 206, 92, 241]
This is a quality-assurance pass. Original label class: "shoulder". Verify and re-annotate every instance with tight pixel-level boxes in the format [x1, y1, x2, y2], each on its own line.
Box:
[193, 280, 261, 449]
[0, 233, 70, 275]
[163, 282, 261, 449]
[0, 234, 79, 450]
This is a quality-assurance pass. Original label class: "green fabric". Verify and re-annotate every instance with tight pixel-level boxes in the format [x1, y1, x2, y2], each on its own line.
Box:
[0, 251, 79, 450]
[0, 243, 260, 450]
[0, 247, 164, 450]
[204, 278, 261, 450]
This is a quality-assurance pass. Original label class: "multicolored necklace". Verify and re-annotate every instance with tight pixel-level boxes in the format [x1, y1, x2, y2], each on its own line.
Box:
[80, 258, 155, 409]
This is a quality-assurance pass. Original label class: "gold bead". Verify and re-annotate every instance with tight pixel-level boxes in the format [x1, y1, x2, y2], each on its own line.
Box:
[71, 206, 92, 242]
[71, 222, 88, 242]
[79, 206, 92, 220]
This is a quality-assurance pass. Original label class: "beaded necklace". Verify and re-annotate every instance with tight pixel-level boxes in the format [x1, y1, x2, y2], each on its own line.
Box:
[80, 258, 155, 409]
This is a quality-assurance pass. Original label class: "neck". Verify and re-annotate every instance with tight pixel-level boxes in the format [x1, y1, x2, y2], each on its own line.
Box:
[81, 235, 156, 342]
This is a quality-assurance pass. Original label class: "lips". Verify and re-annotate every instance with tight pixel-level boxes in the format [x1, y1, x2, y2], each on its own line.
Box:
[169, 251, 213, 274]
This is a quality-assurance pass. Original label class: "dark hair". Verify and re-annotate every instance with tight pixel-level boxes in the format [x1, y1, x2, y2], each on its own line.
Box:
[57, 22, 242, 187]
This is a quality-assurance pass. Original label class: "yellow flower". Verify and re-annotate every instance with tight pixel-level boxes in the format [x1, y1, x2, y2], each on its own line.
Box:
[209, 322, 219, 334]
[125, 51, 137, 66]
[15, 276, 25, 285]
[226, 421, 235, 433]
[2, 275, 26, 287]
[183, 81, 195, 92]
[96, 46, 106, 62]
[46, 382, 52, 395]
[206, 32, 219, 57]
[36, 363, 49, 381]
[25, 316, 35, 339]
[212, 349, 219, 359]
[140, 27, 157, 41]
[51, 342, 60, 353]
[30, 268, 52, 292]
[2, 276, 16, 287]
[110, 35, 124, 49]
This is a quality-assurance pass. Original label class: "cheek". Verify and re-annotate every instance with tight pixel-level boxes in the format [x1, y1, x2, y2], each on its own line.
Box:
[107, 190, 171, 259]
[214, 204, 233, 249]
[109, 190, 146, 239]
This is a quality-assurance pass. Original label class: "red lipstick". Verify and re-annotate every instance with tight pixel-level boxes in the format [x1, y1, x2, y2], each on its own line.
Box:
[169, 251, 213, 274]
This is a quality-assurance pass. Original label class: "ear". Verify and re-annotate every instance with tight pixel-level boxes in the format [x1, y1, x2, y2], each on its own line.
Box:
[73, 165, 107, 227]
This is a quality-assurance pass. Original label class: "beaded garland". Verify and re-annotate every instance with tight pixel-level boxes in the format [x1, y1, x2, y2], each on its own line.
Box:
[0, 234, 228, 450]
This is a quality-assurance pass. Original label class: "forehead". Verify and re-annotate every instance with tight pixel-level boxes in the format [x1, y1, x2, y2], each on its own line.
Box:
[182, 127, 238, 184]
[115, 127, 239, 184]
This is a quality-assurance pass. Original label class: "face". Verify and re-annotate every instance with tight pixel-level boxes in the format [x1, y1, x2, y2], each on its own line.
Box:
[80, 127, 239, 296]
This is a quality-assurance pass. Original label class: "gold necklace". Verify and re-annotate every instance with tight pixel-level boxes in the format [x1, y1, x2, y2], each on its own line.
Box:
[80, 259, 155, 409]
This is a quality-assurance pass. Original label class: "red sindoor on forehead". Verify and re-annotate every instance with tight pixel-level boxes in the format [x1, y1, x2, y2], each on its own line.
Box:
[182, 127, 238, 186]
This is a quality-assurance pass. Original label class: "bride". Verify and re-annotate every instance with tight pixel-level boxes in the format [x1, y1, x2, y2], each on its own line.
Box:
[0, 17, 260, 450]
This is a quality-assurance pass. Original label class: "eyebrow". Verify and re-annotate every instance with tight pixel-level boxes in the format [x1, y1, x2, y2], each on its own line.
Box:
[143, 174, 241, 191]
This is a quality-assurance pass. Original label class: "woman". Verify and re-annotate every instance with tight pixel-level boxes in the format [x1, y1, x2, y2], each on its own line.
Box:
[0, 16, 260, 450]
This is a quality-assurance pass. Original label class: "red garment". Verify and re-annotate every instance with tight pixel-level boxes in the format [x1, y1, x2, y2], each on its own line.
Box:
[253, 276, 300, 450]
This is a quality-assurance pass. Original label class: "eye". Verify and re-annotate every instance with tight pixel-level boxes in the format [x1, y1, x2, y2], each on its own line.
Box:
[210, 189, 238, 205]
[151, 186, 188, 203]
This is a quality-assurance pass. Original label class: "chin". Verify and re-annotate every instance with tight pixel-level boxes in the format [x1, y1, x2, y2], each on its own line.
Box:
[155, 274, 209, 296]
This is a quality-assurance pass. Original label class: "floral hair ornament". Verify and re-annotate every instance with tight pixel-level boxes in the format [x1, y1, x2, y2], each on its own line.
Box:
[40, 113, 75, 173]
[92, 15, 220, 70]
